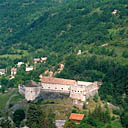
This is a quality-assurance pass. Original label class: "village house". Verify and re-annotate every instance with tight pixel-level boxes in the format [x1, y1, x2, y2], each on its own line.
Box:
[33, 57, 47, 64]
[11, 68, 17, 76]
[17, 62, 24, 67]
[26, 65, 34, 72]
[22, 126, 29, 128]
[56, 63, 64, 74]
[77, 50, 82, 55]
[33, 58, 40, 64]
[69, 113, 84, 124]
[0, 69, 6, 75]
[112, 9, 118, 15]
[40, 57, 47, 63]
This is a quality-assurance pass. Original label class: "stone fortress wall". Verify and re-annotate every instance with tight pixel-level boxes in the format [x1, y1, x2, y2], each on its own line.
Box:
[19, 76, 101, 103]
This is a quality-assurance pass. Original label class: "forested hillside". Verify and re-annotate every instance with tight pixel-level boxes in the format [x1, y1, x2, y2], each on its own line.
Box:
[0, 0, 128, 108]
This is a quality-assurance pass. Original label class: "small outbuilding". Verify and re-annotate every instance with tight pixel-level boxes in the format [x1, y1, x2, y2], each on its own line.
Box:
[11, 68, 17, 76]
[69, 113, 84, 124]
[0, 69, 6, 75]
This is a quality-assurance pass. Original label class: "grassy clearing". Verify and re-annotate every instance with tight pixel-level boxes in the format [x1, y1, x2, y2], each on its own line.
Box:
[0, 50, 29, 59]
[0, 54, 21, 59]
[40, 98, 73, 120]
[0, 89, 17, 110]
[10, 93, 24, 105]
[103, 120, 123, 128]
[111, 120, 123, 128]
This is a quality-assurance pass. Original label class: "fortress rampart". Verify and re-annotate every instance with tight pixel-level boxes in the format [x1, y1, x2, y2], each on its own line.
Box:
[19, 77, 101, 103]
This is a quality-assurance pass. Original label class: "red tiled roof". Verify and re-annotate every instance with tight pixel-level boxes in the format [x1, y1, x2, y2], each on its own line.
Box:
[41, 76, 76, 85]
[25, 80, 39, 87]
[11, 68, 17, 72]
[69, 113, 84, 121]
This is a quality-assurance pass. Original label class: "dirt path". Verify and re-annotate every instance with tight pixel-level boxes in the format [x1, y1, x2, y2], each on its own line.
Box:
[5, 94, 17, 110]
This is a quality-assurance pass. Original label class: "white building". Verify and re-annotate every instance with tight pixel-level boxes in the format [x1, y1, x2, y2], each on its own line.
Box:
[55, 120, 66, 128]
[33, 58, 40, 64]
[22, 126, 29, 128]
[40, 57, 47, 62]
[0, 69, 6, 75]
[26, 66, 34, 72]
[17, 62, 24, 67]
[77, 50, 82, 55]
[11, 68, 17, 76]
[112, 9, 118, 15]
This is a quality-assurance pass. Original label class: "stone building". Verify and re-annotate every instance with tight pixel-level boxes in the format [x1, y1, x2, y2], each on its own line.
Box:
[20, 77, 101, 103]
[25, 81, 41, 101]
[40, 76, 76, 94]
[70, 81, 99, 103]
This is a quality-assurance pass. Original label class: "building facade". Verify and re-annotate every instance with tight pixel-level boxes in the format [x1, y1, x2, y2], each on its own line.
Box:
[0, 69, 6, 75]
[24, 81, 41, 101]
[20, 77, 101, 103]
[40, 76, 76, 94]
[11, 68, 17, 76]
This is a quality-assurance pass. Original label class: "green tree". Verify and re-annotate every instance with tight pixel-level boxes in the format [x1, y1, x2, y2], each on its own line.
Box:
[13, 109, 25, 127]
[0, 117, 14, 128]
[64, 120, 76, 128]
[26, 104, 44, 128]
[120, 111, 128, 128]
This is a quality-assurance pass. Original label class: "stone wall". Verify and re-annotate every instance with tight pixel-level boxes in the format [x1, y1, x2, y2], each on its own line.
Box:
[18, 85, 25, 96]
[41, 83, 71, 94]
[25, 87, 41, 101]
[22, 80, 100, 102]
[70, 82, 99, 102]
[40, 91, 69, 99]
[70, 85, 86, 102]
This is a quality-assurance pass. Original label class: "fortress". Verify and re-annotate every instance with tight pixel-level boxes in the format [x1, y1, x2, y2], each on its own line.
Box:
[19, 76, 101, 105]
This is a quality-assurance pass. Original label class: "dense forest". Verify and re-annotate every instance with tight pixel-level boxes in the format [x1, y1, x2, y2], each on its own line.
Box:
[0, 0, 128, 126]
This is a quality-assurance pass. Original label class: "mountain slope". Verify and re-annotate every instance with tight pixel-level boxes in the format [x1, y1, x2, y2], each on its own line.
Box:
[0, 0, 128, 107]
[0, 0, 128, 54]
